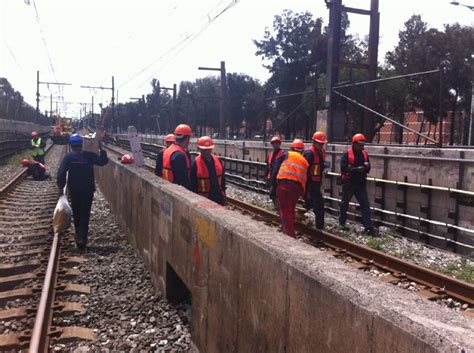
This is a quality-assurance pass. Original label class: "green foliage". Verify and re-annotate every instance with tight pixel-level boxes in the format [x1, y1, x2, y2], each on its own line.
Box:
[366, 237, 388, 251]
[436, 259, 474, 284]
[384, 15, 473, 123]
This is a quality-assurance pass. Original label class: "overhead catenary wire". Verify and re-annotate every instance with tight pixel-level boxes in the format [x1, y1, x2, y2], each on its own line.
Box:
[121, 0, 238, 90]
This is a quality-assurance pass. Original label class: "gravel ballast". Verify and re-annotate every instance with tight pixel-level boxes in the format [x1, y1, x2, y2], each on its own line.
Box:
[56, 189, 193, 352]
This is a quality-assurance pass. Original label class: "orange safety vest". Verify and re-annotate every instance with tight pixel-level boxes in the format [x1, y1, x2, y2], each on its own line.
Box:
[162, 144, 190, 182]
[308, 146, 326, 183]
[341, 147, 369, 182]
[277, 151, 309, 191]
[267, 149, 283, 178]
[195, 154, 225, 198]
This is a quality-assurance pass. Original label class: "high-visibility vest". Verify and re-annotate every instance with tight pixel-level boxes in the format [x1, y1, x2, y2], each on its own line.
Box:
[308, 146, 326, 183]
[195, 154, 225, 198]
[267, 149, 283, 179]
[162, 144, 190, 183]
[277, 151, 309, 191]
[31, 138, 44, 156]
[341, 147, 369, 182]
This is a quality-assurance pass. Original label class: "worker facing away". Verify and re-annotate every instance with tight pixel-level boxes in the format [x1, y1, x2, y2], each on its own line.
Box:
[155, 133, 176, 177]
[271, 139, 309, 238]
[303, 131, 329, 230]
[339, 133, 376, 236]
[190, 136, 226, 205]
[57, 134, 109, 250]
[30, 131, 46, 164]
[162, 125, 192, 189]
[21, 159, 49, 181]
[266, 136, 283, 208]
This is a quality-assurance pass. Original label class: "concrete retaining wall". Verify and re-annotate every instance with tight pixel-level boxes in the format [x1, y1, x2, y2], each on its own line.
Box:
[130, 135, 474, 253]
[95, 159, 473, 353]
[0, 118, 50, 137]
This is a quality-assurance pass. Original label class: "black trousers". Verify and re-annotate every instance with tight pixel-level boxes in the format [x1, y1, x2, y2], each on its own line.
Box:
[69, 190, 94, 245]
[339, 182, 373, 229]
[308, 183, 325, 229]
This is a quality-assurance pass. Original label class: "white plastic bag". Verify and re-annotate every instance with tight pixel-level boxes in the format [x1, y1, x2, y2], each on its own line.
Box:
[53, 195, 72, 232]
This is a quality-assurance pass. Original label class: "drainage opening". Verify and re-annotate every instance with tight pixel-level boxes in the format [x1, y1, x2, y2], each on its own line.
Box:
[166, 263, 192, 325]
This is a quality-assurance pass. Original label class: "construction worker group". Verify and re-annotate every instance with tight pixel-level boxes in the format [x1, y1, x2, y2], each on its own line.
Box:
[156, 123, 375, 238]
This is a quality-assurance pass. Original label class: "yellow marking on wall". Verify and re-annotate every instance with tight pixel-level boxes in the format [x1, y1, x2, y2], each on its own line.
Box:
[196, 217, 216, 249]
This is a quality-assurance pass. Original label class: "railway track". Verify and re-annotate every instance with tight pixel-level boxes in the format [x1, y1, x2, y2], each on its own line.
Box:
[0, 144, 94, 352]
[103, 142, 474, 316]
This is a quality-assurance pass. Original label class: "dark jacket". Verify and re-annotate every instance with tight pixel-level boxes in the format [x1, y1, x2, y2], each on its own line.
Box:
[303, 148, 325, 192]
[169, 150, 192, 190]
[57, 150, 108, 192]
[340, 149, 370, 185]
[190, 156, 226, 205]
[155, 150, 164, 177]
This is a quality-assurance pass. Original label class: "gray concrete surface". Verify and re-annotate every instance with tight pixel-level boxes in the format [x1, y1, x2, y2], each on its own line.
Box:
[95, 158, 474, 353]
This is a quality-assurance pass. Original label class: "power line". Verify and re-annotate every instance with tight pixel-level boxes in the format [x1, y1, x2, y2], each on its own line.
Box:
[137, 0, 239, 89]
[31, 0, 58, 83]
[120, 0, 238, 90]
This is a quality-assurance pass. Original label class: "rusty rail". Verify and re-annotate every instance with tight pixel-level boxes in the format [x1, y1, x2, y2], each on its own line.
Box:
[103, 142, 474, 306]
[227, 197, 474, 305]
[29, 231, 60, 353]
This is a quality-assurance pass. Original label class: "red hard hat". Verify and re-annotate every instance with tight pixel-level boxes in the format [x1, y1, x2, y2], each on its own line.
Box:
[164, 134, 176, 143]
[121, 154, 134, 164]
[197, 136, 214, 149]
[312, 131, 328, 144]
[352, 133, 366, 143]
[290, 139, 305, 150]
[174, 124, 192, 136]
[270, 136, 282, 144]
[21, 159, 30, 167]
[31, 131, 38, 138]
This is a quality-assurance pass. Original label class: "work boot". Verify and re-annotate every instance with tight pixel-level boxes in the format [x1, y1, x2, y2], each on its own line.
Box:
[76, 241, 86, 250]
[339, 223, 349, 231]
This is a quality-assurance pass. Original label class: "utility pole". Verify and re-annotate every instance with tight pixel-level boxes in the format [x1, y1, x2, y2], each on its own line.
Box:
[36, 70, 72, 120]
[159, 84, 178, 130]
[198, 61, 228, 138]
[80, 76, 115, 131]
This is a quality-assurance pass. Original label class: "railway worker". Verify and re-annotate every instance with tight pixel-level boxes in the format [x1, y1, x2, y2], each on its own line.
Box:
[190, 136, 226, 205]
[21, 159, 49, 180]
[266, 136, 283, 207]
[303, 131, 328, 230]
[57, 134, 109, 250]
[155, 133, 176, 177]
[30, 131, 46, 164]
[162, 124, 192, 190]
[270, 139, 309, 238]
[339, 133, 376, 236]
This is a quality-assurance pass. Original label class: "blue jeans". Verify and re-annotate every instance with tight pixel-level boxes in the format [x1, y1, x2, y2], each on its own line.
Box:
[339, 182, 373, 229]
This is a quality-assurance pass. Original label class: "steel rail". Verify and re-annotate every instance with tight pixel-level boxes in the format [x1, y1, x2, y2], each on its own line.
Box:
[102, 143, 474, 305]
[29, 231, 60, 353]
[226, 197, 474, 305]
[0, 144, 53, 198]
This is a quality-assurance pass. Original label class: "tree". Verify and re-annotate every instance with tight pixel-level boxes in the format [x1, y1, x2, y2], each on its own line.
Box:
[254, 10, 325, 138]
[385, 15, 473, 131]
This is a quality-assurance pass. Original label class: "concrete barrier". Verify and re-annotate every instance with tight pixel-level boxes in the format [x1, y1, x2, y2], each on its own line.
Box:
[0, 119, 50, 136]
[95, 159, 473, 353]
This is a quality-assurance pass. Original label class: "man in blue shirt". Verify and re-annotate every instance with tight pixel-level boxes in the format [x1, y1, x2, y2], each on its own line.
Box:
[57, 134, 109, 249]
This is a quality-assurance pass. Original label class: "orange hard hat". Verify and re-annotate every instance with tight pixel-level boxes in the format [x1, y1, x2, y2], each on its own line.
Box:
[164, 134, 176, 143]
[312, 131, 328, 144]
[197, 136, 214, 149]
[270, 136, 282, 144]
[290, 139, 305, 150]
[174, 124, 192, 136]
[352, 133, 366, 143]
[21, 159, 30, 167]
[121, 154, 134, 164]
[31, 131, 38, 138]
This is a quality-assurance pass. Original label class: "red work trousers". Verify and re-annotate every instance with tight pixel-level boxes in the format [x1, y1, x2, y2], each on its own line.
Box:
[276, 181, 304, 238]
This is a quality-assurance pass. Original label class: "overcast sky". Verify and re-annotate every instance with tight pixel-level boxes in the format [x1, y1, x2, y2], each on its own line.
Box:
[1, 0, 472, 118]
